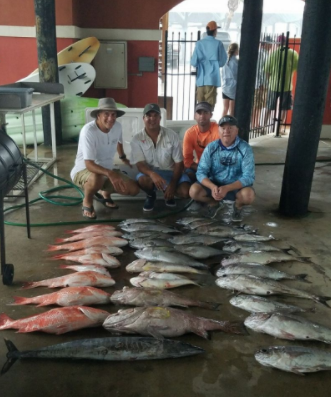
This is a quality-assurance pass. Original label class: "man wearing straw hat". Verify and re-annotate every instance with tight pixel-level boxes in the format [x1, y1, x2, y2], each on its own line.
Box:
[71, 98, 140, 219]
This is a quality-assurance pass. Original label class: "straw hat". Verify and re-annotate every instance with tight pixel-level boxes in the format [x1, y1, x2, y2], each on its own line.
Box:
[90, 98, 125, 118]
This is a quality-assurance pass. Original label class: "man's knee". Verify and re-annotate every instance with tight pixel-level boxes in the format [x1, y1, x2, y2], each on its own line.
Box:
[237, 187, 255, 205]
[176, 183, 190, 199]
[189, 183, 203, 199]
[127, 181, 140, 196]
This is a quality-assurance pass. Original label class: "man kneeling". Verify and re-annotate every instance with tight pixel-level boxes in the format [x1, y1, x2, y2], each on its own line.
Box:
[71, 98, 140, 219]
[189, 115, 255, 221]
[130, 104, 191, 212]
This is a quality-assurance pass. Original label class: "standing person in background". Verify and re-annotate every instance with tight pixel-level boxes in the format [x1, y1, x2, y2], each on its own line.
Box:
[221, 43, 239, 117]
[191, 21, 227, 111]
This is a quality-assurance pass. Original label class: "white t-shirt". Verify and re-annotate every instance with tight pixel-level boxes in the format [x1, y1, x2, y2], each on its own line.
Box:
[70, 120, 123, 180]
[130, 126, 183, 171]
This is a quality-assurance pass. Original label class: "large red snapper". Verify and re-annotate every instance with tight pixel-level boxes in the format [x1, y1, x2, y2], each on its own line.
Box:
[47, 236, 128, 252]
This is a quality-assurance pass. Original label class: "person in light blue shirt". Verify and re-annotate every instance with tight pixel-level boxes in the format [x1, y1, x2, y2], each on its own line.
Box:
[191, 20, 227, 111]
[221, 43, 239, 117]
[189, 115, 255, 221]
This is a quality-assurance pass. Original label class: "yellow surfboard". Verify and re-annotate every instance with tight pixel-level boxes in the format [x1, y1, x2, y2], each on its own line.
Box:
[28, 37, 100, 75]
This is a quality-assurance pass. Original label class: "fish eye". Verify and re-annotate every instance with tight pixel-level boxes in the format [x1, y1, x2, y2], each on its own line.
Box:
[221, 275, 227, 278]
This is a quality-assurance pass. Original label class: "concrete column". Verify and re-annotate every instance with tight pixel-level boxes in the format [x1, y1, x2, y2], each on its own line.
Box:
[34, 0, 62, 146]
[279, 0, 331, 216]
[234, 0, 263, 142]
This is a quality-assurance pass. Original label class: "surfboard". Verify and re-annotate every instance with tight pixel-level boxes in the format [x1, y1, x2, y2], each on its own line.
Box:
[28, 37, 100, 75]
[20, 63, 96, 97]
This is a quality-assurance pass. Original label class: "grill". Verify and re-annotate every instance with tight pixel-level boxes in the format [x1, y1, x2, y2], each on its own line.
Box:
[0, 126, 24, 285]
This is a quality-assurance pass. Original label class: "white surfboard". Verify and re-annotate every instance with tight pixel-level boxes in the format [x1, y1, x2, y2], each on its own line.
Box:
[19, 63, 96, 97]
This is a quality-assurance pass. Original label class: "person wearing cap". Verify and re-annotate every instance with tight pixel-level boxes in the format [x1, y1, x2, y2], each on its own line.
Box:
[183, 101, 219, 181]
[191, 20, 227, 111]
[189, 115, 255, 221]
[130, 103, 191, 212]
[70, 98, 140, 219]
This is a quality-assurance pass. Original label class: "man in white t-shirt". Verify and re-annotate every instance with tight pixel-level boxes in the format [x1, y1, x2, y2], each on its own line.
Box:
[71, 98, 139, 219]
[130, 103, 191, 212]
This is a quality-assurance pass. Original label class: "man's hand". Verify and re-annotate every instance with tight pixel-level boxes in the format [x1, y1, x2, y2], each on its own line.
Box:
[107, 171, 127, 193]
[211, 185, 229, 201]
[164, 181, 176, 200]
[150, 172, 167, 191]
[121, 158, 133, 168]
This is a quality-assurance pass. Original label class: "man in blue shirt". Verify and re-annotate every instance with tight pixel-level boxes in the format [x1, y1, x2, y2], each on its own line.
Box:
[191, 21, 227, 111]
[189, 115, 255, 221]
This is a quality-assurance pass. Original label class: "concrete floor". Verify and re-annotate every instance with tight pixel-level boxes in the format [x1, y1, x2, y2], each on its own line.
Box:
[1, 134, 331, 397]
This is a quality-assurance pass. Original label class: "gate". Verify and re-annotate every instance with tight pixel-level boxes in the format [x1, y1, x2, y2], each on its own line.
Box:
[250, 32, 301, 139]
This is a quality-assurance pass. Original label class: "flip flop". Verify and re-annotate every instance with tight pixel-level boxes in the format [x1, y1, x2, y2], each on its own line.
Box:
[94, 192, 119, 209]
[82, 205, 97, 219]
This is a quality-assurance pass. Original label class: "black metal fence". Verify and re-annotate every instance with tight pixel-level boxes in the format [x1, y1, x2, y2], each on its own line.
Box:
[250, 32, 300, 139]
[161, 30, 300, 137]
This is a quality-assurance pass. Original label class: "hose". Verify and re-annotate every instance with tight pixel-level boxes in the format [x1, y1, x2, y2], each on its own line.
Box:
[3, 158, 194, 227]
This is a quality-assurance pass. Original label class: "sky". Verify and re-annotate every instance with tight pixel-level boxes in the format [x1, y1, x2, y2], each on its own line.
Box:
[172, 0, 305, 14]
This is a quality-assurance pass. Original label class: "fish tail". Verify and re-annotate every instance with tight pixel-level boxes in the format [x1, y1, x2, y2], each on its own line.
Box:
[198, 301, 222, 311]
[1, 339, 19, 375]
[226, 321, 248, 335]
[0, 314, 13, 330]
[7, 296, 29, 306]
[55, 238, 66, 243]
[47, 245, 62, 252]
[295, 274, 311, 283]
[314, 296, 331, 308]
[21, 281, 37, 290]
[59, 265, 69, 270]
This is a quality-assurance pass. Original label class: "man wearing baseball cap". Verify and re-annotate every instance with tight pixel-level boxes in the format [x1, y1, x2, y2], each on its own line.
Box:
[70, 98, 140, 219]
[130, 103, 191, 211]
[183, 101, 219, 180]
[191, 20, 227, 110]
[189, 115, 255, 221]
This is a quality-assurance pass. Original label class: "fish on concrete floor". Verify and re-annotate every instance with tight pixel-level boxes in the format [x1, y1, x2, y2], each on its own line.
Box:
[229, 295, 314, 314]
[52, 246, 123, 257]
[126, 259, 204, 274]
[130, 273, 200, 289]
[55, 230, 123, 243]
[8, 286, 112, 307]
[21, 270, 116, 289]
[122, 231, 171, 240]
[216, 263, 309, 282]
[110, 286, 220, 310]
[59, 264, 110, 276]
[1, 337, 204, 375]
[233, 234, 275, 242]
[47, 236, 128, 252]
[255, 345, 331, 375]
[245, 312, 331, 344]
[103, 306, 246, 339]
[215, 275, 331, 307]
[221, 251, 307, 266]
[129, 238, 173, 249]
[0, 306, 109, 334]
[168, 234, 226, 246]
[52, 253, 120, 268]
[120, 224, 178, 234]
[66, 225, 116, 234]
[222, 241, 284, 253]
[173, 244, 224, 259]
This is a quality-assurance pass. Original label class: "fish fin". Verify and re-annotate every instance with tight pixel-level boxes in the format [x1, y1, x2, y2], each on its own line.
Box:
[1, 339, 19, 375]
[193, 328, 210, 339]
[199, 302, 222, 311]
[295, 274, 311, 284]
[225, 322, 248, 335]
[291, 368, 305, 376]
[0, 314, 13, 329]
[314, 296, 331, 308]
[47, 245, 61, 252]
[146, 326, 166, 340]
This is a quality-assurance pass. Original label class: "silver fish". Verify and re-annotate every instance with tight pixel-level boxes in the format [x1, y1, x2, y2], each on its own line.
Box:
[134, 248, 208, 269]
[129, 238, 173, 249]
[255, 345, 331, 375]
[118, 219, 159, 226]
[186, 220, 217, 230]
[215, 275, 331, 307]
[1, 337, 204, 375]
[194, 225, 247, 237]
[216, 263, 309, 282]
[233, 234, 275, 242]
[122, 232, 170, 240]
[168, 234, 226, 246]
[130, 275, 199, 289]
[176, 217, 208, 225]
[221, 251, 306, 266]
[121, 224, 177, 233]
[222, 241, 283, 253]
[110, 286, 220, 310]
[173, 245, 224, 259]
[103, 306, 246, 339]
[229, 295, 314, 314]
[245, 312, 331, 344]
[126, 259, 203, 274]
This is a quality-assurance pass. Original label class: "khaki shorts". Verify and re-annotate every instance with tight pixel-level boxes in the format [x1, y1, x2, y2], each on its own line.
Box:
[73, 169, 132, 194]
[196, 86, 217, 110]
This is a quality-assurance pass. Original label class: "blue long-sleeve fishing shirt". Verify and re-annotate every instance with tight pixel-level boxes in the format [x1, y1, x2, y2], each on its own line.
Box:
[196, 137, 255, 187]
[191, 36, 227, 87]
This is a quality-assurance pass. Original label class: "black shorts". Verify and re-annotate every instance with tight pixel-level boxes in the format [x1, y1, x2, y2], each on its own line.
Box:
[222, 92, 234, 100]
[266, 90, 293, 111]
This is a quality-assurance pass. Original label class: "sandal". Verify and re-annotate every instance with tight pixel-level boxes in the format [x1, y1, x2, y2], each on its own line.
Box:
[82, 205, 97, 219]
[94, 192, 119, 209]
